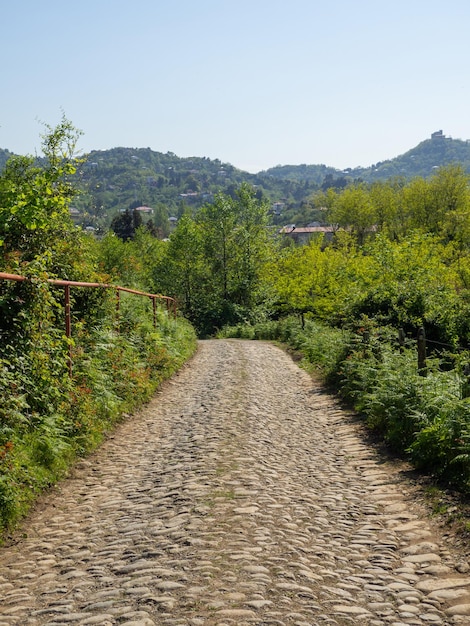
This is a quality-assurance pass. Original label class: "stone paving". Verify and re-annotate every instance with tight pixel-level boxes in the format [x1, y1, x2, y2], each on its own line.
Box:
[1, 339, 470, 625]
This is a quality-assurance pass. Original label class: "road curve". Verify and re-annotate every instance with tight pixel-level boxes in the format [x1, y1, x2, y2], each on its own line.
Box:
[1, 339, 469, 625]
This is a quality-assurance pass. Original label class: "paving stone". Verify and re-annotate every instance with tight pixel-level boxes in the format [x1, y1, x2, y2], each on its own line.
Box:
[0, 340, 468, 626]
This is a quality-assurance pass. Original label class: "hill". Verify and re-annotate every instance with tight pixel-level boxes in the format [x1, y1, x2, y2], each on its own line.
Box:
[3, 131, 470, 231]
[263, 131, 470, 184]
[0, 148, 16, 171]
[355, 132, 470, 181]
[73, 133, 470, 231]
[70, 147, 319, 232]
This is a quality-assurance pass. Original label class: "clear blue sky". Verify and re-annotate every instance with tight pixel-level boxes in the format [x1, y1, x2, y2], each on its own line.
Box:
[2, 0, 470, 173]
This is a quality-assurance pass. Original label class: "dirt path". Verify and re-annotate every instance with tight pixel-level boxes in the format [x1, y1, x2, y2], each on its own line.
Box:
[1, 339, 470, 625]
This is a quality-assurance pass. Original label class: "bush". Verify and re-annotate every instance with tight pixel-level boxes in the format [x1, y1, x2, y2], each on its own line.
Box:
[0, 294, 197, 534]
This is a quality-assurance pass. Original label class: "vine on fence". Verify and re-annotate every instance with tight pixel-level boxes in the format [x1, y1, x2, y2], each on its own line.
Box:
[0, 271, 176, 376]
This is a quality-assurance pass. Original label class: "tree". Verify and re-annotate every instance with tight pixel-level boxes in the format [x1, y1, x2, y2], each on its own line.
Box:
[196, 183, 272, 327]
[431, 165, 470, 246]
[0, 114, 84, 277]
[151, 184, 273, 335]
[265, 233, 372, 323]
[401, 176, 434, 233]
[110, 208, 143, 241]
[152, 203, 170, 238]
[152, 215, 211, 333]
[369, 179, 405, 239]
[352, 233, 461, 341]
[328, 184, 376, 244]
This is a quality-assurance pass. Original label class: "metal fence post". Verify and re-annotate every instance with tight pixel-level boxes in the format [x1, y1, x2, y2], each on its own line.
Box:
[64, 284, 73, 377]
[417, 327, 427, 376]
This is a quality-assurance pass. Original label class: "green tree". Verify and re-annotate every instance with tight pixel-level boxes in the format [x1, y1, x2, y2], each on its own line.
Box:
[152, 215, 210, 332]
[351, 233, 461, 341]
[369, 179, 405, 238]
[151, 184, 272, 335]
[401, 176, 434, 233]
[265, 233, 372, 323]
[152, 203, 170, 238]
[0, 115, 84, 276]
[431, 165, 470, 246]
[328, 184, 376, 244]
[110, 208, 143, 241]
[196, 183, 271, 328]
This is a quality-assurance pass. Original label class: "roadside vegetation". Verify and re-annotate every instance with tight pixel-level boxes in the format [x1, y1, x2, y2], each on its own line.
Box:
[0, 119, 196, 534]
[216, 166, 470, 496]
[4, 116, 470, 534]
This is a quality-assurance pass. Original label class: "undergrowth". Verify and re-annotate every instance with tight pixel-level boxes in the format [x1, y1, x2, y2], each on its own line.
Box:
[0, 288, 197, 535]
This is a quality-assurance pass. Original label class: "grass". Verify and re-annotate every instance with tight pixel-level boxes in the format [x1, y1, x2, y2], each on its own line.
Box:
[0, 305, 197, 538]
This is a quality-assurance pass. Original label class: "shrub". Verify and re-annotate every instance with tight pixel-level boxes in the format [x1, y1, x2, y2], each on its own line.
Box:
[0, 295, 197, 534]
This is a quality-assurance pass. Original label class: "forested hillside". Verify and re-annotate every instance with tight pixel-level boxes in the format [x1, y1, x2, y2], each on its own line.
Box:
[263, 132, 470, 184]
[70, 148, 319, 232]
[3, 132, 470, 233]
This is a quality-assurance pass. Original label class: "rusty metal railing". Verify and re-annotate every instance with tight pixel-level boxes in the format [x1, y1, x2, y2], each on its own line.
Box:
[0, 272, 177, 376]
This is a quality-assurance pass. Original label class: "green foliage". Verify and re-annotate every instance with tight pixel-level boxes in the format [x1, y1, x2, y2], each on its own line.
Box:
[264, 136, 470, 184]
[97, 228, 165, 291]
[328, 184, 376, 244]
[0, 115, 83, 274]
[0, 293, 196, 532]
[153, 184, 274, 336]
[152, 214, 210, 332]
[265, 233, 373, 322]
[0, 120, 197, 535]
[109, 208, 143, 241]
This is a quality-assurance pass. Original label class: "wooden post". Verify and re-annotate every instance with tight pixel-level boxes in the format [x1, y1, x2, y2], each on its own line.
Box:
[115, 289, 120, 332]
[152, 297, 157, 329]
[398, 328, 405, 352]
[417, 327, 427, 376]
[462, 363, 470, 399]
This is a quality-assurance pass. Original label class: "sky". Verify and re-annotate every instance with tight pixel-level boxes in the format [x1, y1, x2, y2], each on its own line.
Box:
[2, 0, 470, 173]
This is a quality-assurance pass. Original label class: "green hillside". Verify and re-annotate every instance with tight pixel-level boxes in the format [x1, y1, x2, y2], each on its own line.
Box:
[0, 148, 15, 171]
[263, 132, 470, 184]
[70, 147, 319, 231]
[259, 163, 340, 184]
[354, 133, 470, 181]
[3, 131, 470, 232]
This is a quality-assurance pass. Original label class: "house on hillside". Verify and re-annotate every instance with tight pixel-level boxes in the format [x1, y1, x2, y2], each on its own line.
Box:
[279, 224, 337, 245]
[69, 207, 81, 222]
[133, 206, 154, 215]
[431, 130, 445, 140]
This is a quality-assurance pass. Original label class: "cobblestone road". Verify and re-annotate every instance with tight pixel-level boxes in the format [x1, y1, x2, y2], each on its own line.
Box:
[1, 340, 470, 626]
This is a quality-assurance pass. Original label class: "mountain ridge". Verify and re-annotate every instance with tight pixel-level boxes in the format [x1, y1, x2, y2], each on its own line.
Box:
[260, 132, 470, 182]
[2, 133, 470, 231]
[2, 131, 470, 183]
